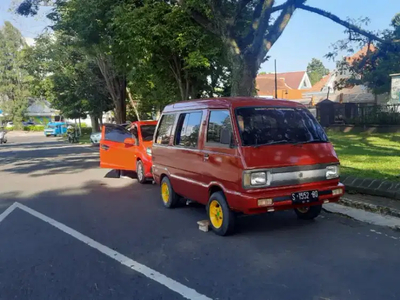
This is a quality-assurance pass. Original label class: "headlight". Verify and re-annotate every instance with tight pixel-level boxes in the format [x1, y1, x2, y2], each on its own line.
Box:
[326, 165, 340, 179]
[251, 172, 267, 185]
[243, 171, 270, 188]
[146, 147, 152, 156]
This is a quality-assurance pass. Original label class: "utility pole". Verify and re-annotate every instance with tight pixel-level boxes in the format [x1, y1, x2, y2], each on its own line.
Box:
[274, 59, 278, 98]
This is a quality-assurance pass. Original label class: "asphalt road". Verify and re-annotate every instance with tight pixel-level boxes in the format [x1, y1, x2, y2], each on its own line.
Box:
[1, 132, 400, 300]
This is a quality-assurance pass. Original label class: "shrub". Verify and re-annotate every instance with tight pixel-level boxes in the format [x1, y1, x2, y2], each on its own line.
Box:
[23, 125, 45, 131]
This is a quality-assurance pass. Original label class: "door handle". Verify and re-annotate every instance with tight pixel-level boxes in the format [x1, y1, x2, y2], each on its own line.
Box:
[101, 145, 109, 151]
[204, 153, 209, 161]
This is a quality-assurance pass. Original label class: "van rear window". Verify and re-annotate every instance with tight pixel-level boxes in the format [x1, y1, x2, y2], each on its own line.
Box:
[155, 114, 176, 145]
[235, 107, 328, 147]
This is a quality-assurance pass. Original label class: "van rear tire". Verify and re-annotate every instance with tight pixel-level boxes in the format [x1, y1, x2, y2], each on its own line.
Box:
[160, 177, 179, 208]
[294, 204, 322, 220]
[207, 192, 235, 236]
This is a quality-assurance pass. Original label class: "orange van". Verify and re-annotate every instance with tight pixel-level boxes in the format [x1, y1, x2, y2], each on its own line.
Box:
[100, 120, 158, 183]
[152, 98, 344, 236]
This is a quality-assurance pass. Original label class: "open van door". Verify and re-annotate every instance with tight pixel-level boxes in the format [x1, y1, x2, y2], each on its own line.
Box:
[99, 124, 137, 170]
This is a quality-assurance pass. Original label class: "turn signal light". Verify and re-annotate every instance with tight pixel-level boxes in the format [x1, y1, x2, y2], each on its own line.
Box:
[332, 189, 343, 196]
[258, 199, 273, 207]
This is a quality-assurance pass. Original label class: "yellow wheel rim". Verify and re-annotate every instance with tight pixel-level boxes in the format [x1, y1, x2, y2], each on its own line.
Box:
[297, 206, 309, 213]
[209, 200, 223, 229]
[161, 182, 169, 204]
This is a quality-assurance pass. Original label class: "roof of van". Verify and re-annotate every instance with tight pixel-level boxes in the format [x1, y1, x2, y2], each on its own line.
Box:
[162, 97, 306, 113]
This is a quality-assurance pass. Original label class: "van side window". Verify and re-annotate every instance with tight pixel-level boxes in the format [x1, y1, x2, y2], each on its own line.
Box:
[206, 110, 233, 147]
[175, 112, 202, 148]
[155, 114, 176, 145]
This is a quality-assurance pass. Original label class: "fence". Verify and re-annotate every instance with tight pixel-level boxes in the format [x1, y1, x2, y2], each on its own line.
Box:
[316, 102, 400, 126]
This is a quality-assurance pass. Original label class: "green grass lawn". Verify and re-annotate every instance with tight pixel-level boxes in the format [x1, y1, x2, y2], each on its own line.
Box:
[327, 130, 400, 182]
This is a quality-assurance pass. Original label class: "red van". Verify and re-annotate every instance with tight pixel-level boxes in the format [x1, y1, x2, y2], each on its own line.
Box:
[100, 120, 158, 183]
[152, 98, 344, 236]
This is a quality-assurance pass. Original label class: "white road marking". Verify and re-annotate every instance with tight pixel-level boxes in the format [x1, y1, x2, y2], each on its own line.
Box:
[370, 229, 399, 240]
[0, 202, 18, 223]
[0, 202, 212, 300]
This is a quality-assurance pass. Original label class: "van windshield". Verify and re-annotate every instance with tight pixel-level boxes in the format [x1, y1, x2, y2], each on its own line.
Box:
[46, 124, 55, 129]
[235, 106, 328, 147]
[140, 125, 156, 141]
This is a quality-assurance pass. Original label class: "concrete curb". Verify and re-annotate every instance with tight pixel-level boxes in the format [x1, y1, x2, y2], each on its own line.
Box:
[341, 175, 400, 200]
[323, 203, 400, 231]
[339, 197, 400, 219]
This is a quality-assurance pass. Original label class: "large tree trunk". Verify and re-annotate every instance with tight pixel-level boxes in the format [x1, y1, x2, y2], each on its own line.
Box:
[114, 78, 126, 124]
[95, 54, 126, 124]
[230, 53, 259, 97]
[90, 114, 100, 133]
[126, 87, 141, 121]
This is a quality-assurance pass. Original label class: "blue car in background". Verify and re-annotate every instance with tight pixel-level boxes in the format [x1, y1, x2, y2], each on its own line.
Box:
[44, 122, 67, 137]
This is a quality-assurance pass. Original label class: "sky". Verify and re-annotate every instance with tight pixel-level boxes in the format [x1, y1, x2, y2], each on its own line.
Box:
[0, 0, 399, 72]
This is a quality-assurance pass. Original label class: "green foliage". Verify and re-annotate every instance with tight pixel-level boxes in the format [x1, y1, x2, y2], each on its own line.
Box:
[17, 0, 388, 98]
[336, 14, 400, 96]
[23, 125, 45, 131]
[0, 22, 31, 128]
[23, 32, 113, 121]
[113, 0, 230, 107]
[307, 58, 329, 85]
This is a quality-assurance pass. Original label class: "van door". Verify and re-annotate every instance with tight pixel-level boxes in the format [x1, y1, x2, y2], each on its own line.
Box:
[168, 111, 207, 203]
[202, 110, 242, 200]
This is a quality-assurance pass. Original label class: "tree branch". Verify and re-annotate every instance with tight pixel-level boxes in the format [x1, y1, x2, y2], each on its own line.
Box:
[233, 0, 253, 29]
[270, 4, 286, 13]
[298, 4, 385, 43]
[190, 10, 220, 36]
[250, 0, 275, 55]
[259, 0, 298, 64]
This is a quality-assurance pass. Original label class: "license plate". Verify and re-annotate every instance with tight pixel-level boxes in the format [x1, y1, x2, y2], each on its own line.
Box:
[291, 190, 319, 203]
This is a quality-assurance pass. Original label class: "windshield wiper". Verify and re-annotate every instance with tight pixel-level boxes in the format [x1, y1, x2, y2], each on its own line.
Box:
[293, 139, 328, 145]
[252, 140, 290, 147]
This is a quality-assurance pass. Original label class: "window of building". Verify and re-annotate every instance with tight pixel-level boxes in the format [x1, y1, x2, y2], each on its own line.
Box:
[155, 114, 176, 145]
[175, 112, 202, 148]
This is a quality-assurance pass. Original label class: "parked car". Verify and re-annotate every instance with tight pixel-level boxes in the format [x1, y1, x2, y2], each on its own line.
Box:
[152, 97, 344, 236]
[90, 132, 101, 145]
[6, 122, 13, 128]
[44, 122, 67, 137]
[99, 120, 158, 183]
[22, 121, 35, 126]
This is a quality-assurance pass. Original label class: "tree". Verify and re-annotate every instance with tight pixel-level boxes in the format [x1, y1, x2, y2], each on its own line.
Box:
[42, 0, 132, 123]
[335, 13, 400, 96]
[177, 0, 386, 96]
[0, 22, 31, 127]
[112, 0, 230, 111]
[16, 0, 388, 99]
[307, 58, 329, 85]
[22, 32, 113, 132]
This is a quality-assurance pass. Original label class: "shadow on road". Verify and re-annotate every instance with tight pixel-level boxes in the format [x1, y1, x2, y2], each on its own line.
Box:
[0, 141, 99, 177]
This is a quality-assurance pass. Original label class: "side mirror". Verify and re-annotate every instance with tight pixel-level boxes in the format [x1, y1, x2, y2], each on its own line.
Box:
[124, 137, 136, 146]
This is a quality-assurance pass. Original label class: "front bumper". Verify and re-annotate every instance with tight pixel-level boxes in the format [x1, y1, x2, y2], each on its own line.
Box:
[227, 181, 345, 214]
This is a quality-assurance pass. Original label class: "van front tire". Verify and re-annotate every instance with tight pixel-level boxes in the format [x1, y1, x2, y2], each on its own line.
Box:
[160, 177, 179, 208]
[294, 204, 322, 220]
[207, 192, 235, 236]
